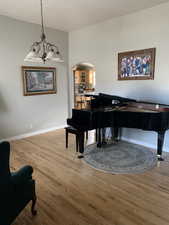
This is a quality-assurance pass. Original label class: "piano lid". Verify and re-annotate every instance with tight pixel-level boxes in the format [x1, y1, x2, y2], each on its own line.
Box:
[98, 93, 136, 103]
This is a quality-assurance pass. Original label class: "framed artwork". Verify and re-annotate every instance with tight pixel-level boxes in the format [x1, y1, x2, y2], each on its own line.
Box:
[22, 66, 56, 96]
[118, 48, 156, 80]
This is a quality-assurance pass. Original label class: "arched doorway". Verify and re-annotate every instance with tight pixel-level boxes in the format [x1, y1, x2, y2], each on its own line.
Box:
[72, 62, 96, 109]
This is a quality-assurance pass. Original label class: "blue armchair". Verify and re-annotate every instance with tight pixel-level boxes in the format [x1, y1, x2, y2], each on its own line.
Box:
[0, 141, 37, 225]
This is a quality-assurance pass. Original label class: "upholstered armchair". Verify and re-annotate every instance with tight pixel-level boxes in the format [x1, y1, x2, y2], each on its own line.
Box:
[0, 141, 37, 225]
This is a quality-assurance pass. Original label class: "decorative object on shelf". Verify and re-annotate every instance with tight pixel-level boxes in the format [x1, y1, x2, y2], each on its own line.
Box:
[118, 48, 156, 80]
[22, 66, 56, 96]
[24, 0, 63, 63]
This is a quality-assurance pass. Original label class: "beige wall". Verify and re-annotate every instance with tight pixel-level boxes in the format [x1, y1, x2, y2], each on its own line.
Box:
[0, 15, 68, 140]
[69, 2, 169, 151]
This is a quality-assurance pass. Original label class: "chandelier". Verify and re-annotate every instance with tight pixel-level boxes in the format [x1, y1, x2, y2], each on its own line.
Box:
[24, 0, 63, 63]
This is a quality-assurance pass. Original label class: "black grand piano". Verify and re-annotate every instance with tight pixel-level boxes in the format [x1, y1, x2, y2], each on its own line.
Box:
[67, 93, 169, 160]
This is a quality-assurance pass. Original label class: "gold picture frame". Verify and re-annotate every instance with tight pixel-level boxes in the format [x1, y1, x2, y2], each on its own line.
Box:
[22, 66, 56, 96]
[118, 48, 156, 80]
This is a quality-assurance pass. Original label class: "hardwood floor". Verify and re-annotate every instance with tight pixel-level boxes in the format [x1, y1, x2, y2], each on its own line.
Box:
[11, 129, 169, 225]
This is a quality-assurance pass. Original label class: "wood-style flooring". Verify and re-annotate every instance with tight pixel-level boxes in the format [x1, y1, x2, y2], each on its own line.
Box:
[11, 129, 169, 225]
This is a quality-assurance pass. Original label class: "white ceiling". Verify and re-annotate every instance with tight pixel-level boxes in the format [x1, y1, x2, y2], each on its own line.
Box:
[0, 0, 169, 31]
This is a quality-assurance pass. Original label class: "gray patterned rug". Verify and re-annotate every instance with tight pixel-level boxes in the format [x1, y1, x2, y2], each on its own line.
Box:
[83, 141, 157, 174]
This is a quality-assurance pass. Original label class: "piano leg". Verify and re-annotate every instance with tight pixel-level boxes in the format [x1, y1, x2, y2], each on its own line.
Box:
[118, 128, 122, 141]
[97, 128, 102, 148]
[157, 131, 165, 161]
[78, 132, 85, 159]
[114, 127, 119, 141]
[111, 127, 119, 142]
[102, 128, 107, 145]
[96, 129, 98, 142]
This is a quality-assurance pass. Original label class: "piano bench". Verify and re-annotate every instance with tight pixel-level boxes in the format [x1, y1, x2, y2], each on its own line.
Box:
[64, 126, 88, 153]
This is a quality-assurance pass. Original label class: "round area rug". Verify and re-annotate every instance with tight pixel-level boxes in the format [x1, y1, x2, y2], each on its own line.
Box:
[83, 141, 157, 174]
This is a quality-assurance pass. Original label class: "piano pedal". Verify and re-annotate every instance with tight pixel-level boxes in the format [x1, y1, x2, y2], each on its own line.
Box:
[157, 155, 164, 161]
[102, 141, 107, 145]
[110, 139, 118, 144]
[78, 154, 84, 159]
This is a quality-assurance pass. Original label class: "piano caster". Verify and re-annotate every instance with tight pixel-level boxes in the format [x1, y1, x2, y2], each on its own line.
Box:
[78, 154, 84, 159]
[157, 155, 164, 161]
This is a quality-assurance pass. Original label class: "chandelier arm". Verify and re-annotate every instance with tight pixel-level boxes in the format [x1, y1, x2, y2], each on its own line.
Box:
[46, 42, 60, 53]
[43, 41, 46, 56]
[32, 41, 41, 46]
[46, 43, 51, 52]
[31, 42, 41, 53]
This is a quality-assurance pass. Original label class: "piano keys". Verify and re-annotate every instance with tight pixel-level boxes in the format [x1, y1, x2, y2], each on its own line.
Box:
[67, 93, 169, 160]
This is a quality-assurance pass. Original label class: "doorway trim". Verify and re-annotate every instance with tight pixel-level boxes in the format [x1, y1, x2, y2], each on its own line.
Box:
[72, 62, 96, 109]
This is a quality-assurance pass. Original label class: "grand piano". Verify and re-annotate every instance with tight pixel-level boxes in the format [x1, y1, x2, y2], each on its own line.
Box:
[67, 93, 169, 160]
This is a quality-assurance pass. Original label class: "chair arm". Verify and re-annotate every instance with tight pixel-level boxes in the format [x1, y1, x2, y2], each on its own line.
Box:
[11, 165, 33, 185]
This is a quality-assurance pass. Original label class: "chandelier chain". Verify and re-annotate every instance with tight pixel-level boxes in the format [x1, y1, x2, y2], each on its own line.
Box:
[40, 0, 45, 38]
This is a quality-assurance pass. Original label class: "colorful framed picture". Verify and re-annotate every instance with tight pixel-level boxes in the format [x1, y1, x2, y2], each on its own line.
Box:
[22, 66, 56, 96]
[118, 48, 156, 80]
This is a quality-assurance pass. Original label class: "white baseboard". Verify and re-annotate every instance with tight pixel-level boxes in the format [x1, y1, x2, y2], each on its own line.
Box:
[1, 127, 168, 153]
[121, 136, 168, 152]
[121, 136, 156, 149]
[0, 124, 66, 142]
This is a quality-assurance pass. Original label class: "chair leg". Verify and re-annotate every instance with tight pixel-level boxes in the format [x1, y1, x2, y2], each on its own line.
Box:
[31, 195, 37, 216]
[66, 129, 68, 148]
